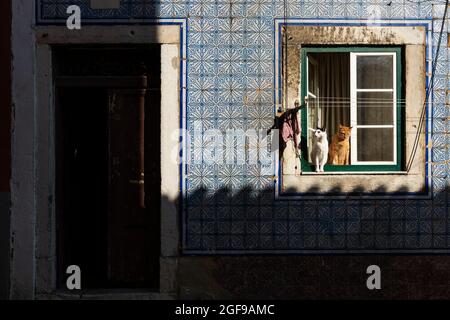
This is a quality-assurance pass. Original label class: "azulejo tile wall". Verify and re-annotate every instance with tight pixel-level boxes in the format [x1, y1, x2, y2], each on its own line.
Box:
[38, 0, 450, 253]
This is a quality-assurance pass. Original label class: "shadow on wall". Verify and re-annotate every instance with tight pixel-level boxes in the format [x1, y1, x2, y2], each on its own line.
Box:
[0, 0, 11, 301]
[163, 183, 450, 299]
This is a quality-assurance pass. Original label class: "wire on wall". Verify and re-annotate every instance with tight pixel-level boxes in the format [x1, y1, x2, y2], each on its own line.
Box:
[406, 0, 449, 172]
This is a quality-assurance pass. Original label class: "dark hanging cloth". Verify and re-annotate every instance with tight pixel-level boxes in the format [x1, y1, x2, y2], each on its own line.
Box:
[281, 108, 300, 148]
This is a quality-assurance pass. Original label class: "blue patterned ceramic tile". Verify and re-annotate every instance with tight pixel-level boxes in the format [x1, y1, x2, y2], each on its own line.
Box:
[359, 233, 375, 249]
[418, 4, 432, 18]
[36, 0, 450, 253]
[432, 3, 447, 18]
[433, 219, 446, 234]
[419, 235, 432, 248]
[303, 1, 332, 18]
[375, 235, 390, 248]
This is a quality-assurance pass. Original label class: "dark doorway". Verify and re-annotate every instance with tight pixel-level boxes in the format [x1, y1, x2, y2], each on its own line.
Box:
[55, 46, 161, 289]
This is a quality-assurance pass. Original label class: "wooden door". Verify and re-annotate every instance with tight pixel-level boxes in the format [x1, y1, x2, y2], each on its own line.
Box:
[107, 87, 155, 286]
[56, 76, 160, 289]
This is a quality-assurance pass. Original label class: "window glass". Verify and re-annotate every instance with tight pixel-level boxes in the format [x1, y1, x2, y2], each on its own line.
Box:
[357, 128, 394, 162]
[302, 49, 399, 171]
[357, 92, 393, 125]
[308, 59, 318, 96]
[357, 55, 393, 89]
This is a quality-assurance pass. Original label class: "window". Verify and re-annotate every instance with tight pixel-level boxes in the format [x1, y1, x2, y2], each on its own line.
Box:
[278, 25, 427, 196]
[300, 47, 402, 172]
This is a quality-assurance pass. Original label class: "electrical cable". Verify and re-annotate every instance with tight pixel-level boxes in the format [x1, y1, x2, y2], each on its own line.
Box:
[406, 0, 449, 172]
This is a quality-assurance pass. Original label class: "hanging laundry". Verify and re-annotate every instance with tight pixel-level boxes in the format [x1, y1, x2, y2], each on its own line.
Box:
[281, 108, 300, 148]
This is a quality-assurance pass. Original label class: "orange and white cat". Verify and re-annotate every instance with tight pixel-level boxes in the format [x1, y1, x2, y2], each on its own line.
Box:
[328, 125, 352, 165]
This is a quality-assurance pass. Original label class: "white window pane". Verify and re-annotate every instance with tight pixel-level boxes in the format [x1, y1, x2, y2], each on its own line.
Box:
[357, 128, 394, 161]
[357, 55, 393, 89]
[307, 95, 318, 162]
[357, 92, 393, 125]
[308, 58, 319, 96]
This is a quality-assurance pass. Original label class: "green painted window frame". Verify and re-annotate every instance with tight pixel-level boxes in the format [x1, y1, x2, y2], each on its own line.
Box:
[300, 46, 403, 172]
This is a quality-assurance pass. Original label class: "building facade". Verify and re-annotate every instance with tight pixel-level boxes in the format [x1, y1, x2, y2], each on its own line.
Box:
[5, 0, 450, 299]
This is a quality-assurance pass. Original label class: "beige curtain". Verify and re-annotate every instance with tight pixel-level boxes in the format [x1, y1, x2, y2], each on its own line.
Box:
[315, 53, 350, 137]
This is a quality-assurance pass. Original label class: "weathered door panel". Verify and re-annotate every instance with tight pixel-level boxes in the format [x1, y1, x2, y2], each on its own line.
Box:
[56, 46, 162, 289]
[107, 87, 152, 284]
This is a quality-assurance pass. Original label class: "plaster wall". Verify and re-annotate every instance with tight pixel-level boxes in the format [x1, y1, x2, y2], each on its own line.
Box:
[10, 0, 36, 300]
[0, 0, 11, 301]
[0, 193, 10, 300]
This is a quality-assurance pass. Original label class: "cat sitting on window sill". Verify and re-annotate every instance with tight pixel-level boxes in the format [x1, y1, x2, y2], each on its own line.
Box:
[309, 127, 328, 173]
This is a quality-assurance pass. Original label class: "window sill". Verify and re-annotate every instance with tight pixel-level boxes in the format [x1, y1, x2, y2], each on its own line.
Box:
[282, 171, 426, 195]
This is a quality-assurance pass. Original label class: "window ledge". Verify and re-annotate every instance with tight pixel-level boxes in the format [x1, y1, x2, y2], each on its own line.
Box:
[282, 171, 425, 194]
